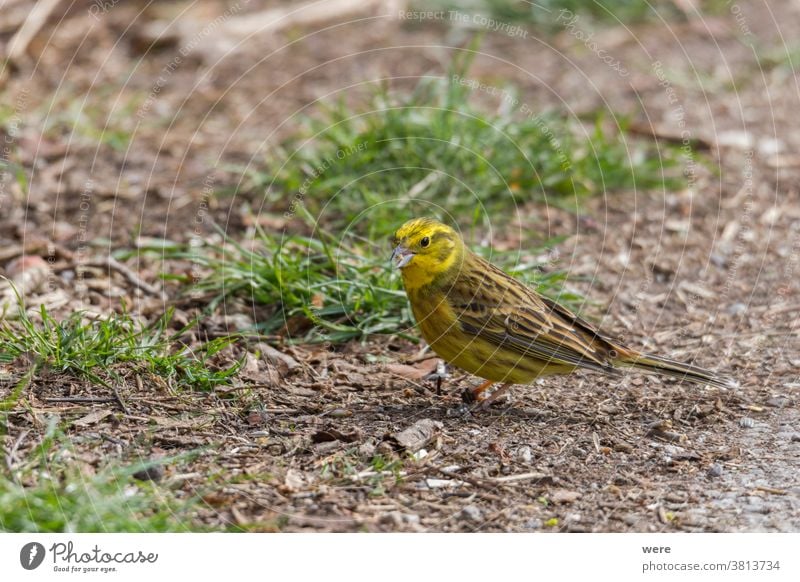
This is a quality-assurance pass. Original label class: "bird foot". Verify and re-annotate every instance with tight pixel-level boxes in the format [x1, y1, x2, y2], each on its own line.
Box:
[465, 383, 513, 410]
[461, 387, 481, 404]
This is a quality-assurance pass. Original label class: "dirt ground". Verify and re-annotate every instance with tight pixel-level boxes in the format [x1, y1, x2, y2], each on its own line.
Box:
[1, 0, 799, 531]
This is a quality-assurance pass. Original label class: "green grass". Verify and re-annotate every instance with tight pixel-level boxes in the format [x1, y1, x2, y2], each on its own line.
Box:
[251, 51, 680, 239]
[0, 303, 242, 392]
[0, 423, 197, 533]
[187, 215, 584, 344]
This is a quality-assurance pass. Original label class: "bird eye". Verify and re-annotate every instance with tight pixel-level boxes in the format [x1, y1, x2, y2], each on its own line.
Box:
[420, 236, 430, 248]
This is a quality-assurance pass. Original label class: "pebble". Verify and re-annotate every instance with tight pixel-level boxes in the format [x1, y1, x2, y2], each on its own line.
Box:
[381, 511, 420, 527]
[132, 465, 164, 482]
[460, 505, 483, 523]
[710, 253, 727, 268]
[765, 396, 789, 408]
[517, 445, 533, 464]
[791, 434, 800, 443]
[523, 518, 542, 530]
[446, 404, 471, 417]
[715, 130, 754, 150]
[707, 463, 724, 478]
[739, 417, 755, 428]
[758, 137, 786, 157]
[727, 302, 747, 316]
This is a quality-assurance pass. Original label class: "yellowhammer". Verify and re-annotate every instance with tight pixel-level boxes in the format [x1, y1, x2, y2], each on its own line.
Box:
[392, 218, 736, 406]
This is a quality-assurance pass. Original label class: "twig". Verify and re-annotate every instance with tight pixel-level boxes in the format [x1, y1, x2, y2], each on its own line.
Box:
[754, 485, 787, 495]
[4, 428, 30, 478]
[221, 0, 390, 38]
[763, 303, 800, 317]
[7, 0, 64, 65]
[405, 170, 441, 200]
[627, 121, 712, 150]
[436, 467, 553, 488]
[85, 256, 162, 296]
[111, 385, 130, 415]
[138, 0, 399, 59]
[40, 396, 117, 404]
[487, 471, 552, 484]
[436, 468, 485, 489]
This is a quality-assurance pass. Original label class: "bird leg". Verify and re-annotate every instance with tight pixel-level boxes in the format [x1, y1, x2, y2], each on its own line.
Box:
[462, 379, 494, 404]
[423, 361, 450, 395]
[478, 382, 514, 409]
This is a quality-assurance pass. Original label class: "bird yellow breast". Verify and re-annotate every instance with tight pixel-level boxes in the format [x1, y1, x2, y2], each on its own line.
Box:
[409, 288, 566, 384]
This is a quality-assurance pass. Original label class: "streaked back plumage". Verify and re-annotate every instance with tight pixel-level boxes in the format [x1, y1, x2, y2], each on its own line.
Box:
[393, 218, 737, 390]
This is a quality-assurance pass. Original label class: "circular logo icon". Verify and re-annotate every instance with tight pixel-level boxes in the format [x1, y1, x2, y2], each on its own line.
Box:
[20, 542, 46, 570]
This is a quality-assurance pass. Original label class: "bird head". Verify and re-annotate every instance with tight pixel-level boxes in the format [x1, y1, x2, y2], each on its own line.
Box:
[391, 218, 464, 290]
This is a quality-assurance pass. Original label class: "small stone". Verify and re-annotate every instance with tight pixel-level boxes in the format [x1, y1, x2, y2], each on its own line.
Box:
[715, 130, 753, 150]
[358, 442, 376, 458]
[460, 505, 483, 523]
[727, 303, 747, 316]
[739, 417, 755, 428]
[707, 463, 724, 478]
[517, 445, 533, 464]
[523, 518, 542, 530]
[380, 511, 403, 527]
[403, 513, 420, 525]
[132, 465, 164, 482]
[446, 403, 471, 417]
[710, 254, 727, 268]
[791, 434, 800, 443]
[551, 489, 582, 504]
[381, 511, 420, 527]
[622, 514, 639, 526]
[758, 137, 785, 157]
[765, 396, 789, 408]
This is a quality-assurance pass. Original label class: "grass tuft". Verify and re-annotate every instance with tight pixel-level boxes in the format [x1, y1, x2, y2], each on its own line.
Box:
[251, 50, 681, 239]
[189, 216, 583, 344]
[0, 303, 242, 391]
[0, 423, 197, 533]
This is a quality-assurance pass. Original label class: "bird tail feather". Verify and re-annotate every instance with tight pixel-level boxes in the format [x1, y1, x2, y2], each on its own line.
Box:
[617, 352, 738, 390]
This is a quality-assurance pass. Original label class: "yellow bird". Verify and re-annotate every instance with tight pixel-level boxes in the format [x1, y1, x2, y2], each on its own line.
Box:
[391, 218, 736, 405]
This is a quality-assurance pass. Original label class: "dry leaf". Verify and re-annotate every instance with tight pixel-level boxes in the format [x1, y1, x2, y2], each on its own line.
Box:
[71, 409, 112, 427]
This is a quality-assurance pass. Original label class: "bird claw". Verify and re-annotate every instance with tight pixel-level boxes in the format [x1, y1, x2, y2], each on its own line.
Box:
[466, 383, 513, 410]
[461, 387, 480, 404]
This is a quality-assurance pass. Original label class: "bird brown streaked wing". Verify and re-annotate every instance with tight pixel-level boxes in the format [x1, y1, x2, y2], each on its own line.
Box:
[446, 253, 622, 376]
[447, 250, 736, 389]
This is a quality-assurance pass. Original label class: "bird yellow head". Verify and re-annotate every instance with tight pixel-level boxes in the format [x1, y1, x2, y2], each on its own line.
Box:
[391, 218, 464, 291]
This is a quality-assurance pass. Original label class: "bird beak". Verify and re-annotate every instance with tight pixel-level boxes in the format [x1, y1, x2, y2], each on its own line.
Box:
[391, 244, 414, 269]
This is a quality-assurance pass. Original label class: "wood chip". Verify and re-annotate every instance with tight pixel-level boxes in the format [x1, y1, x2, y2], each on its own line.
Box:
[71, 409, 113, 427]
[282, 468, 306, 492]
[258, 343, 300, 374]
[550, 489, 582, 504]
[385, 359, 438, 381]
[384, 418, 442, 453]
[311, 427, 362, 444]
